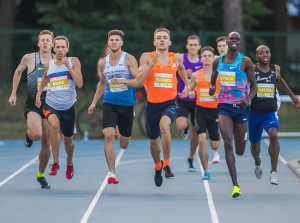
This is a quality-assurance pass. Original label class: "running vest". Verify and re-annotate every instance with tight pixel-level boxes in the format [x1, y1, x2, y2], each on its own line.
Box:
[46, 58, 77, 110]
[176, 53, 202, 102]
[250, 64, 278, 114]
[103, 51, 136, 106]
[27, 52, 55, 103]
[196, 69, 220, 108]
[217, 52, 248, 104]
[144, 52, 178, 103]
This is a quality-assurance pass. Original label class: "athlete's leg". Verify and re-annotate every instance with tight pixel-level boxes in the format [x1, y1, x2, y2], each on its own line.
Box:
[39, 119, 51, 173]
[218, 115, 238, 186]
[62, 136, 74, 166]
[250, 142, 261, 166]
[176, 117, 188, 130]
[48, 114, 61, 165]
[118, 135, 131, 150]
[198, 133, 208, 170]
[149, 137, 161, 163]
[103, 127, 116, 173]
[209, 139, 220, 153]
[160, 115, 172, 161]
[27, 112, 43, 141]
[189, 126, 198, 159]
[268, 127, 280, 173]
[233, 122, 248, 156]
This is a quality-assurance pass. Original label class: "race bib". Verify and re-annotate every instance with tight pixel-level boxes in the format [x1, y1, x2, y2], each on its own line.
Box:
[50, 76, 69, 91]
[219, 71, 236, 86]
[257, 83, 274, 98]
[109, 82, 128, 92]
[199, 88, 214, 101]
[37, 77, 49, 91]
[154, 73, 173, 88]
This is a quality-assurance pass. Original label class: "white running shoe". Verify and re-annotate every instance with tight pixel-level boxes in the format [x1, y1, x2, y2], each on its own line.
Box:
[108, 172, 119, 184]
[270, 171, 278, 185]
[254, 165, 262, 179]
[212, 152, 220, 164]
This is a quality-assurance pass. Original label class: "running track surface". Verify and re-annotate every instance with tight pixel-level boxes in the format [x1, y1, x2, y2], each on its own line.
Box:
[0, 139, 299, 223]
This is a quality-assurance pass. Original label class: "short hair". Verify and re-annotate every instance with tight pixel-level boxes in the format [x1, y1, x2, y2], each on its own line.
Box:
[216, 36, 227, 43]
[187, 35, 200, 44]
[53, 36, 69, 48]
[38, 30, 54, 41]
[108, 29, 124, 40]
[154, 28, 170, 39]
[201, 46, 215, 55]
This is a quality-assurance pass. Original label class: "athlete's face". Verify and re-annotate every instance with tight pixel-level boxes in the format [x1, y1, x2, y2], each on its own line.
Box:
[186, 39, 201, 56]
[227, 32, 241, 51]
[201, 50, 214, 66]
[217, 40, 228, 55]
[153, 31, 171, 50]
[38, 34, 53, 52]
[256, 46, 271, 65]
[107, 35, 123, 53]
[54, 40, 69, 59]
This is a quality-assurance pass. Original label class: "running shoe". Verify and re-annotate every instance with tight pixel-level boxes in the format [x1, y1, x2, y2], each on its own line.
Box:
[37, 177, 50, 189]
[212, 152, 220, 164]
[25, 134, 33, 148]
[232, 186, 242, 198]
[66, 165, 74, 180]
[107, 172, 119, 184]
[49, 163, 59, 175]
[163, 165, 174, 178]
[202, 170, 210, 180]
[181, 121, 190, 140]
[270, 171, 278, 185]
[187, 158, 196, 172]
[254, 165, 262, 179]
[154, 161, 163, 187]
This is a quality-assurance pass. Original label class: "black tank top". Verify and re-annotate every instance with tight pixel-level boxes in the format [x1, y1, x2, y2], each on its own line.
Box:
[250, 64, 278, 114]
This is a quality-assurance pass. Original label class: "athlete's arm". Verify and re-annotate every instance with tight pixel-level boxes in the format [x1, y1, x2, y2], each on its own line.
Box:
[176, 53, 190, 98]
[8, 54, 31, 106]
[125, 54, 139, 78]
[209, 58, 219, 96]
[63, 57, 83, 88]
[241, 56, 257, 108]
[275, 65, 299, 107]
[35, 62, 49, 108]
[88, 59, 107, 114]
[188, 71, 198, 99]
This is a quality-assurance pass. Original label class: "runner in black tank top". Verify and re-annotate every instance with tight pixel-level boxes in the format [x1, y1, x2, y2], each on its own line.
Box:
[249, 45, 299, 185]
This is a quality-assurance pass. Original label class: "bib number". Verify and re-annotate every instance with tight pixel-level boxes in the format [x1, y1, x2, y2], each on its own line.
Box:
[154, 73, 173, 88]
[50, 76, 69, 91]
[219, 71, 236, 87]
[257, 83, 274, 98]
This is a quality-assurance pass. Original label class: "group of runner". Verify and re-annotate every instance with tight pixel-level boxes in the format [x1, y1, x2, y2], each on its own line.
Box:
[8, 29, 299, 198]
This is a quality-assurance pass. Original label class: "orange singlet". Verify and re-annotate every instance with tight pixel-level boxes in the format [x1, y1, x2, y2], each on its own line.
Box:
[144, 52, 178, 103]
[196, 69, 220, 108]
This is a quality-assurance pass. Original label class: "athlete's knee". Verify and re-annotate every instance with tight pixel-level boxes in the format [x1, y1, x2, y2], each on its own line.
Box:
[50, 122, 60, 133]
[176, 119, 187, 130]
[160, 123, 170, 135]
[64, 139, 74, 149]
[30, 132, 42, 141]
[104, 132, 115, 143]
[120, 141, 129, 149]
[236, 150, 245, 156]
[198, 137, 206, 147]
[268, 129, 278, 141]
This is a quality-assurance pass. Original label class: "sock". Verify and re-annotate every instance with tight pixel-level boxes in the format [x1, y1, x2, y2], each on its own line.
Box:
[155, 160, 162, 170]
[163, 159, 170, 168]
[38, 172, 44, 178]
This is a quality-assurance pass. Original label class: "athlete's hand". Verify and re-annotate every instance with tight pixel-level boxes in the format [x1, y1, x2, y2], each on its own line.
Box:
[151, 51, 161, 66]
[111, 78, 123, 85]
[35, 96, 41, 108]
[209, 83, 216, 96]
[212, 93, 218, 101]
[179, 86, 190, 98]
[62, 57, 71, 69]
[186, 69, 193, 78]
[8, 95, 17, 106]
[291, 95, 300, 107]
[188, 90, 195, 99]
[239, 99, 248, 109]
[88, 104, 96, 114]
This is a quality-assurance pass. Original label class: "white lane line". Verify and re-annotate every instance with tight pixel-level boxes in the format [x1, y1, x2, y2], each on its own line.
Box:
[263, 139, 287, 165]
[0, 156, 38, 187]
[80, 148, 125, 223]
[196, 151, 219, 223]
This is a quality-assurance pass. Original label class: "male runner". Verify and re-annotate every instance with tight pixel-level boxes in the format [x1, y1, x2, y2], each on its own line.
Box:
[216, 36, 228, 56]
[175, 35, 203, 172]
[111, 28, 190, 187]
[249, 45, 299, 185]
[88, 30, 138, 184]
[36, 36, 83, 180]
[209, 32, 257, 198]
[9, 30, 55, 189]
[190, 46, 221, 180]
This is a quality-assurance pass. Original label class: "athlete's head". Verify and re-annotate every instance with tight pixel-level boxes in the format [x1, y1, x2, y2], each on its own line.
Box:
[256, 45, 271, 65]
[227, 32, 241, 51]
[216, 36, 228, 55]
[201, 46, 215, 66]
[53, 36, 69, 59]
[107, 29, 124, 53]
[153, 28, 171, 51]
[37, 30, 54, 52]
[186, 35, 201, 56]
